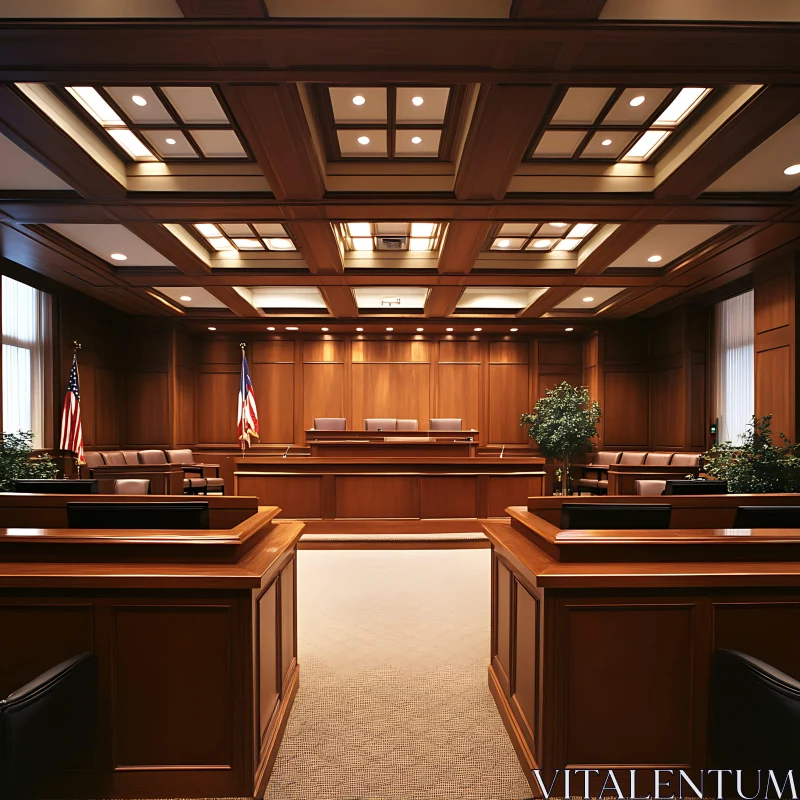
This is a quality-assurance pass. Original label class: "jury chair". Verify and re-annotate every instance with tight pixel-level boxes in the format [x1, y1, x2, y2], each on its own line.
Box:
[576, 451, 622, 494]
[139, 449, 208, 495]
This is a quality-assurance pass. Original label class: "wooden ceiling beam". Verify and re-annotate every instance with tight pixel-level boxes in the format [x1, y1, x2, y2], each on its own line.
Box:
[205, 286, 264, 317]
[575, 221, 660, 275]
[175, 0, 267, 16]
[517, 287, 577, 318]
[425, 286, 464, 317]
[288, 217, 344, 274]
[319, 285, 359, 317]
[117, 220, 211, 276]
[455, 84, 557, 201]
[0, 85, 125, 200]
[655, 86, 800, 200]
[437, 221, 493, 274]
[221, 83, 324, 202]
[510, 0, 606, 18]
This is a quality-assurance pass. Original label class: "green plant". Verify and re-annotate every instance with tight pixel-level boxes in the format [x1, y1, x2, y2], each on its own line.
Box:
[0, 431, 59, 492]
[700, 415, 800, 493]
[520, 382, 602, 496]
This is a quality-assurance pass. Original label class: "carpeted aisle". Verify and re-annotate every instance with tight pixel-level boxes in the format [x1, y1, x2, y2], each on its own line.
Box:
[265, 548, 532, 800]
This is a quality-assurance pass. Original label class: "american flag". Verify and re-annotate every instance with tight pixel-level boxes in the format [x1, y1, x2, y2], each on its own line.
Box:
[238, 350, 260, 449]
[59, 352, 85, 464]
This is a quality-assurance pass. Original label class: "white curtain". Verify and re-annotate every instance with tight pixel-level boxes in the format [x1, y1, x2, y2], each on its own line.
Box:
[2, 276, 52, 448]
[715, 289, 754, 444]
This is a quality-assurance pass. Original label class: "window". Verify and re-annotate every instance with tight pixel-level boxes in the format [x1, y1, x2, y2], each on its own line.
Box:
[715, 290, 754, 443]
[2, 276, 52, 448]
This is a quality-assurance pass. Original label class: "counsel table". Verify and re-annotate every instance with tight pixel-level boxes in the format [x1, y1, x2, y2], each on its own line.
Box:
[484, 493, 800, 797]
[0, 493, 303, 800]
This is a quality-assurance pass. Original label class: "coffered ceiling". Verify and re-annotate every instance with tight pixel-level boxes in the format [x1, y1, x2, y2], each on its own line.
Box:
[0, 2, 799, 335]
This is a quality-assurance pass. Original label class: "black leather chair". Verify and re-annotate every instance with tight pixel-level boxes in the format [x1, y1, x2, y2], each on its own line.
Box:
[710, 649, 800, 772]
[0, 652, 97, 800]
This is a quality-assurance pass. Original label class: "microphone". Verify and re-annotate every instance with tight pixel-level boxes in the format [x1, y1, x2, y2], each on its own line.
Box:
[500, 445, 505, 459]
[282, 445, 291, 458]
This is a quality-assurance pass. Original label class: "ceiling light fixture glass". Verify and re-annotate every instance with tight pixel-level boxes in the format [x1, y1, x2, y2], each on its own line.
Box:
[180, 295, 192, 302]
[416, 327, 424, 332]
[410, 222, 436, 237]
[409, 238, 433, 251]
[565, 327, 574, 332]
[621, 130, 670, 161]
[356, 327, 364, 332]
[266, 238, 294, 250]
[207, 326, 216, 331]
[497, 239, 511, 248]
[194, 223, 221, 237]
[510, 327, 519, 332]
[386, 327, 394, 331]
[267, 326, 275, 331]
[550, 222, 567, 228]
[321, 327, 329, 331]
[630, 95, 646, 107]
[66, 87, 122, 125]
[110, 253, 127, 261]
[352, 95, 366, 105]
[232, 238, 264, 250]
[784, 164, 800, 176]
[554, 239, 580, 251]
[533, 239, 552, 248]
[446, 327, 454, 332]
[352, 237, 374, 251]
[131, 94, 147, 106]
[412, 96, 424, 106]
[347, 222, 371, 237]
[648, 255, 663, 263]
[570, 223, 596, 238]
[286, 326, 299, 331]
[474, 327, 482, 332]
[207, 237, 234, 251]
[107, 129, 154, 160]
[654, 87, 709, 125]
[601, 139, 613, 146]
[411, 136, 422, 144]
[582, 296, 594, 303]
[165, 137, 177, 145]
[357, 135, 370, 145]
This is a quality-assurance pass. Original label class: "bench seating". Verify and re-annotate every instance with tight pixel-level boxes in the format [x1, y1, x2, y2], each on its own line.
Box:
[576, 451, 701, 495]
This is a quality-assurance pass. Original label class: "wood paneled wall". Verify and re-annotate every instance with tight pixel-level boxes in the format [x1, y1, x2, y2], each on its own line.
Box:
[754, 257, 799, 441]
[192, 335, 583, 448]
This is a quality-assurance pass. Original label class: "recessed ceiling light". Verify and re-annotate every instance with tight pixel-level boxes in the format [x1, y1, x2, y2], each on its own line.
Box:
[267, 326, 275, 331]
[131, 94, 147, 106]
[66, 87, 122, 126]
[654, 88, 709, 125]
[321, 327, 329, 331]
[347, 222, 371, 237]
[416, 327, 424, 332]
[446, 327, 454, 332]
[784, 164, 800, 176]
[565, 327, 574, 332]
[648, 254, 663, 263]
[180, 295, 192, 302]
[208, 237, 234, 251]
[582, 296, 594, 303]
[497, 239, 510, 248]
[286, 326, 299, 331]
[110, 253, 127, 261]
[601, 139, 613, 146]
[550, 222, 567, 228]
[554, 239, 581, 251]
[207, 326, 216, 331]
[621, 130, 670, 161]
[352, 95, 366, 105]
[356, 327, 364, 332]
[357, 136, 371, 145]
[474, 327, 482, 332]
[533, 239, 552, 248]
[412, 96, 424, 106]
[570, 223, 597, 238]
[510, 327, 519, 332]
[352, 237, 374, 251]
[386, 327, 393, 331]
[411, 136, 422, 144]
[165, 137, 177, 145]
[107, 129, 154, 160]
[630, 95, 646, 107]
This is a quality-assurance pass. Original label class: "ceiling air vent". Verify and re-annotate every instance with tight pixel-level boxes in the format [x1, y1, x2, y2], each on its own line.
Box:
[376, 236, 406, 251]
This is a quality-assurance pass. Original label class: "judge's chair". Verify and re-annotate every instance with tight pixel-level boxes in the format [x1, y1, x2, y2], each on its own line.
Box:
[313, 418, 346, 430]
[430, 418, 462, 431]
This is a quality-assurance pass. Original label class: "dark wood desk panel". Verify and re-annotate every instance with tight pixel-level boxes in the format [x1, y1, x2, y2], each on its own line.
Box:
[420, 475, 478, 518]
[0, 498, 302, 800]
[84, 463, 186, 494]
[483, 494, 800, 797]
[335, 474, 420, 518]
[606, 463, 701, 495]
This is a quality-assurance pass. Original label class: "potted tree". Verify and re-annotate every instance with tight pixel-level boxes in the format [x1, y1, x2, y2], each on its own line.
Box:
[0, 431, 59, 491]
[521, 382, 602, 496]
[701, 415, 800, 493]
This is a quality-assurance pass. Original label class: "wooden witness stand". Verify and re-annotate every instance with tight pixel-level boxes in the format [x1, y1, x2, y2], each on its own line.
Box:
[0, 493, 302, 800]
[484, 493, 800, 797]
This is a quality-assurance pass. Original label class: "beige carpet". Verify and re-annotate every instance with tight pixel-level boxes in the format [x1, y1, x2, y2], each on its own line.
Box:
[265, 549, 532, 800]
